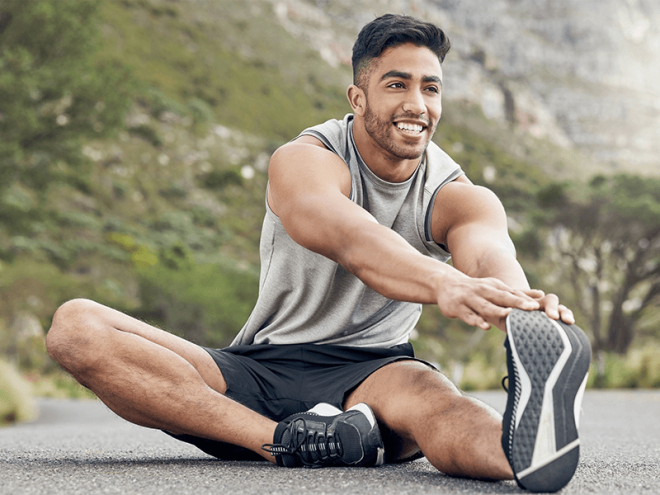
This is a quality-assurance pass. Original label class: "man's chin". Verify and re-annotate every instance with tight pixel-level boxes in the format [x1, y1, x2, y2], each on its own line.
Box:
[390, 141, 429, 160]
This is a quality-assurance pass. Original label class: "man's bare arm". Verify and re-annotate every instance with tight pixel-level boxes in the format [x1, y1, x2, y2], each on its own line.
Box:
[268, 141, 541, 330]
[433, 178, 574, 329]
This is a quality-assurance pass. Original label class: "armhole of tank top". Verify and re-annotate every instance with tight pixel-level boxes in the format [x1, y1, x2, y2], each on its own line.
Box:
[298, 130, 335, 153]
[265, 183, 281, 221]
[423, 168, 465, 251]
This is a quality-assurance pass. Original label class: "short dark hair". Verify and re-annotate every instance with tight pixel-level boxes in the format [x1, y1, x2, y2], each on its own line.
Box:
[352, 14, 451, 88]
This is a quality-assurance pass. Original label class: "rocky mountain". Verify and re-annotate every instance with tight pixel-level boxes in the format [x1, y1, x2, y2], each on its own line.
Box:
[266, 0, 660, 175]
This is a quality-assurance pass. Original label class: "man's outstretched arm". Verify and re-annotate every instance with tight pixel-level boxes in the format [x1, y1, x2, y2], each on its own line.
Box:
[267, 139, 542, 331]
[432, 176, 575, 330]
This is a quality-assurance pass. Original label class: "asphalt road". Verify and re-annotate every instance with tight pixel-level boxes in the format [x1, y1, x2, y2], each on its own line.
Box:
[1, 390, 658, 495]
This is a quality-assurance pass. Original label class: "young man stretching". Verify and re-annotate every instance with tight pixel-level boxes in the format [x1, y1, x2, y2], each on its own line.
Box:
[46, 14, 591, 493]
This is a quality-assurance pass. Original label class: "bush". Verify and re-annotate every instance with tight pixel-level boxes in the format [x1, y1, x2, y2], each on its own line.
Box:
[0, 0, 132, 198]
[143, 87, 187, 118]
[201, 169, 243, 190]
[187, 97, 214, 126]
[27, 371, 96, 399]
[128, 124, 162, 147]
[589, 346, 660, 388]
[136, 258, 259, 347]
[0, 359, 35, 425]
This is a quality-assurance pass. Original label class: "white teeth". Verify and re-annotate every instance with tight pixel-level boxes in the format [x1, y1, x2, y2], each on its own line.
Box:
[396, 123, 423, 133]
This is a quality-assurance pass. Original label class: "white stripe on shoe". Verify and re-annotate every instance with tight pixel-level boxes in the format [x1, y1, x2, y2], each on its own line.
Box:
[518, 439, 580, 479]
[574, 373, 589, 429]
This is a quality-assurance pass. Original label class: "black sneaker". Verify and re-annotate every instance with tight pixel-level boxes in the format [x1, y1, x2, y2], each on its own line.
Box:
[262, 403, 385, 468]
[502, 309, 591, 493]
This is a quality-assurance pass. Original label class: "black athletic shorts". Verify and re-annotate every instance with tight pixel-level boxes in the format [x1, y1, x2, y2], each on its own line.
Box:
[167, 342, 431, 461]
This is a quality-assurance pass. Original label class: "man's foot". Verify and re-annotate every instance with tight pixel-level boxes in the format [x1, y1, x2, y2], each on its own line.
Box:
[262, 403, 385, 468]
[502, 309, 591, 493]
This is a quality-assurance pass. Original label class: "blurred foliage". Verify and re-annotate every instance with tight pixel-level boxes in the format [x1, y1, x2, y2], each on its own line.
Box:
[98, 0, 351, 140]
[135, 246, 259, 348]
[0, 0, 132, 206]
[0, 358, 35, 425]
[26, 370, 96, 400]
[586, 344, 660, 389]
[532, 174, 660, 357]
[128, 124, 163, 147]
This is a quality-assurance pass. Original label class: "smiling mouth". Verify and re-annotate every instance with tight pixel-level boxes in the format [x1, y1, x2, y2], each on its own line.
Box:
[394, 122, 426, 135]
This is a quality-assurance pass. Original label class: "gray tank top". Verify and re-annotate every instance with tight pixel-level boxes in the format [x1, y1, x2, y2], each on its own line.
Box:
[231, 114, 463, 347]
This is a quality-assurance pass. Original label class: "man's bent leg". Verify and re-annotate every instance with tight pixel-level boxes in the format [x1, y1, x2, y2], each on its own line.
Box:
[46, 298, 277, 461]
[344, 360, 513, 480]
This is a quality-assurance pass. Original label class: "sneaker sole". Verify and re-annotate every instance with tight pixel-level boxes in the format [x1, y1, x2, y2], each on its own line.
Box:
[505, 309, 591, 493]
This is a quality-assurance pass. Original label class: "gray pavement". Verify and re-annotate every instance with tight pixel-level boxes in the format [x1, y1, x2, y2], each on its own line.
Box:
[1, 390, 659, 494]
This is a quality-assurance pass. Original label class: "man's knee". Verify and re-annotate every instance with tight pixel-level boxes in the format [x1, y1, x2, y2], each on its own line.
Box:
[46, 298, 104, 370]
[355, 361, 463, 422]
[388, 361, 460, 400]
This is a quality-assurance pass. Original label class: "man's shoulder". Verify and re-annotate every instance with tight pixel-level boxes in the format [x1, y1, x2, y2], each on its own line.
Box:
[423, 140, 463, 191]
[430, 178, 507, 242]
[298, 114, 353, 137]
[436, 178, 505, 215]
[296, 114, 354, 157]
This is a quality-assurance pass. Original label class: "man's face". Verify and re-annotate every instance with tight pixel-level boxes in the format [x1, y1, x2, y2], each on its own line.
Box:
[361, 43, 443, 161]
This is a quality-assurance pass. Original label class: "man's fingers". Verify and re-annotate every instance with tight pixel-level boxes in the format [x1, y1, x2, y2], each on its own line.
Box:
[541, 293, 560, 319]
[538, 294, 575, 324]
[521, 288, 545, 299]
[462, 310, 492, 330]
[558, 304, 575, 325]
[460, 298, 513, 331]
[474, 297, 511, 319]
[478, 281, 540, 311]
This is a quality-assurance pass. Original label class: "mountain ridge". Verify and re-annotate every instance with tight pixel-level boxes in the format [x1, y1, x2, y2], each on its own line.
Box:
[268, 0, 660, 174]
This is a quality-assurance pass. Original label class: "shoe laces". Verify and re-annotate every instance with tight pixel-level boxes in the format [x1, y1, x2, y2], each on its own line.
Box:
[262, 418, 343, 467]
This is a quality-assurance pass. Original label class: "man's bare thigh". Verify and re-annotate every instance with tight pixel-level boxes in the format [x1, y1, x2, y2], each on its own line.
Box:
[344, 359, 461, 461]
[56, 299, 227, 393]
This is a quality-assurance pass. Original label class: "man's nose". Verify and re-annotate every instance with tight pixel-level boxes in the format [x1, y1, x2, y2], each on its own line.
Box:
[401, 89, 426, 116]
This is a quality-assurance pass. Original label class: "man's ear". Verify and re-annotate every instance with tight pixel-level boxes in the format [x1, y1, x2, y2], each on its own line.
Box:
[347, 84, 366, 116]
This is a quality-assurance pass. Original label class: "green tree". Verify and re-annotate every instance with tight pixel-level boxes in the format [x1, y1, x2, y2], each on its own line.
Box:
[537, 175, 660, 360]
[136, 250, 259, 348]
[0, 0, 131, 226]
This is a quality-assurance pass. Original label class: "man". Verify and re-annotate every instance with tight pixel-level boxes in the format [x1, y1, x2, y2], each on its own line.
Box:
[46, 14, 591, 493]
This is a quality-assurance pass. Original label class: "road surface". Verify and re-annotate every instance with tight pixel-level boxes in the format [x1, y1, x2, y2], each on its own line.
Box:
[1, 390, 658, 494]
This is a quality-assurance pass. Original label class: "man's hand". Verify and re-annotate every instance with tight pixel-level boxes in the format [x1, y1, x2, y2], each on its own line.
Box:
[522, 289, 576, 325]
[436, 276, 575, 332]
[433, 271, 541, 331]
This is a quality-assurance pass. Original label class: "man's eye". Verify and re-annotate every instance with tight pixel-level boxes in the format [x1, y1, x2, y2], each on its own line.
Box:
[426, 86, 440, 93]
[389, 82, 404, 88]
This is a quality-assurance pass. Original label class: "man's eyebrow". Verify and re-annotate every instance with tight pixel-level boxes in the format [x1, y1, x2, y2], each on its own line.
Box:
[423, 75, 443, 87]
[381, 70, 411, 80]
[381, 70, 443, 87]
